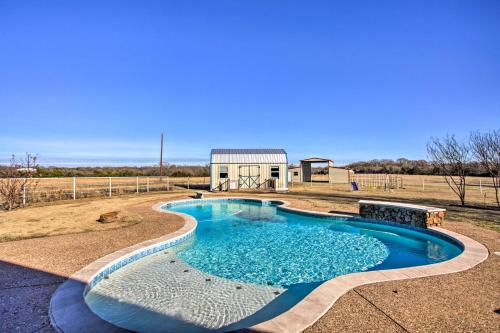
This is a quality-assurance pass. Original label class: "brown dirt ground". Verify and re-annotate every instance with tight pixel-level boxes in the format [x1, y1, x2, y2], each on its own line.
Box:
[0, 192, 499, 332]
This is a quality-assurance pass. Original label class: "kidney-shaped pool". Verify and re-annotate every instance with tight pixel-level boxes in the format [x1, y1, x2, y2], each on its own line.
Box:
[85, 198, 462, 332]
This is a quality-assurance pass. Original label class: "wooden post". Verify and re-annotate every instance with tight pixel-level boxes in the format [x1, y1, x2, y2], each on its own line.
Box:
[136, 176, 139, 193]
[109, 177, 112, 197]
[167, 176, 169, 191]
[23, 183, 26, 205]
[188, 176, 190, 190]
[73, 177, 76, 200]
[147, 177, 150, 192]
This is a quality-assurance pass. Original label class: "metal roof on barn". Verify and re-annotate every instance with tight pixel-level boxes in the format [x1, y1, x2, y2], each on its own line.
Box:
[211, 149, 287, 164]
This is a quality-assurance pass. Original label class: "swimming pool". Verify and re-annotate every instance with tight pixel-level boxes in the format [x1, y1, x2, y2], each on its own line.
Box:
[85, 198, 463, 332]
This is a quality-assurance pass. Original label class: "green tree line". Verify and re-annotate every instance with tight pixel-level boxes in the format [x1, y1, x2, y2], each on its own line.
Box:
[346, 158, 489, 176]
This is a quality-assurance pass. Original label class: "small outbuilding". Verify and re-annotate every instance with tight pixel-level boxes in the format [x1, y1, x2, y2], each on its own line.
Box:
[300, 157, 334, 182]
[288, 157, 354, 184]
[210, 149, 288, 191]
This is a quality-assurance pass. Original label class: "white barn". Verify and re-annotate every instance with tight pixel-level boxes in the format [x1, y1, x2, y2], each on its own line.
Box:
[210, 149, 288, 191]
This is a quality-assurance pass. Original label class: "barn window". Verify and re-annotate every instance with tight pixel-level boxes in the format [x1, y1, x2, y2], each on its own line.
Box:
[293, 171, 299, 176]
[219, 166, 228, 179]
[270, 166, 280, 178]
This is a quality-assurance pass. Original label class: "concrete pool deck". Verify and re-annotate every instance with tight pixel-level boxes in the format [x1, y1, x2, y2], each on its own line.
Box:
[0, 194, 498, 332]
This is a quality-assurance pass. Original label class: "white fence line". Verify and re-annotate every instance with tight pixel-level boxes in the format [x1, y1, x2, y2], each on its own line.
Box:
[3, 176, 209, 206]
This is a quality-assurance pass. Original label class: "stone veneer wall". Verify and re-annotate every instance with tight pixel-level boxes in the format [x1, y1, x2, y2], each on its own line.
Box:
[359, 202, 445, 228]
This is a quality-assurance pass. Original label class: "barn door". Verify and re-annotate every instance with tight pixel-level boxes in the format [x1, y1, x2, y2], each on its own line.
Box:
[239, 165, 260, 189]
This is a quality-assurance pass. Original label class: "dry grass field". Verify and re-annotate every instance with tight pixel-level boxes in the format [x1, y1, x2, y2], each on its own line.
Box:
[289, 175, 499, 231]
[312, 173, 493, 195]
[0, 191, 191, 242]
[300, 174, 497, 206]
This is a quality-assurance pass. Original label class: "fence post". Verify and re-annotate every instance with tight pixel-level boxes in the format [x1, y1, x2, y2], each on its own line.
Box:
[167, 176, 170, 191]
[188, 176, 190, 190]
[147, 177, 150, 192]
[109, 177, 112, 197]
[23, 182, 26, 206]
[73, 177, 76, 200]
[136, 176, 139, 194]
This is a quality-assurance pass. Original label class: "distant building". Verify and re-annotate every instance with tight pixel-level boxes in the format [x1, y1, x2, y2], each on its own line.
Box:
[288, 165, 301, 183]
[329, 166, 355, 183]
[16, 167, 37, 173]
[210, 149, 288, 191]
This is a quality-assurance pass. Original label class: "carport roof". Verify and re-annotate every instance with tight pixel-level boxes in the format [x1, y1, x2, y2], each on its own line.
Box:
[300, 157, 334, 163]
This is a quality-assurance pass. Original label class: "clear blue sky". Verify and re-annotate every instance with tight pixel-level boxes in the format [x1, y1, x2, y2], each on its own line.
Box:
[1, 0, 499, 166]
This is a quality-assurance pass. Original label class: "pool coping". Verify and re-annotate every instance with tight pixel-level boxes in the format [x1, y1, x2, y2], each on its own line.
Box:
[48, 197, 489, 333]
[358, 199, 447, 212]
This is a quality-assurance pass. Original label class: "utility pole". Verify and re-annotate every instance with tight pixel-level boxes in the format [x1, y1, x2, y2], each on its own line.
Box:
[159, 133, 164, 180]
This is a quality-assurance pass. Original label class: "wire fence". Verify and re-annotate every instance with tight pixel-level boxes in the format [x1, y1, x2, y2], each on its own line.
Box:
[8, 176, 209, 205]
[288, 174, 498, 206]
[351, 174, 403, 190]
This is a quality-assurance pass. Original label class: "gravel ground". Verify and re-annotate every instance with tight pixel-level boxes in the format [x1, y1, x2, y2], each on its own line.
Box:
[0, 193, 498, 332]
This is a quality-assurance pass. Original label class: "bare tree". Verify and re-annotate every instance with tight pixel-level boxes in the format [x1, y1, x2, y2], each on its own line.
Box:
[427, 135, 471, 206]
[470, 130, 500, 208]
[0, 154, 38, 210]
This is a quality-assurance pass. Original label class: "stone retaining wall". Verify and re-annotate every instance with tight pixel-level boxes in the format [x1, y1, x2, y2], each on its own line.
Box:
[359, 200, 446, 228]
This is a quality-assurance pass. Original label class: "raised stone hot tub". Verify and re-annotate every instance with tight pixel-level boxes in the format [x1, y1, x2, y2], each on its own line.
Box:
[359, 200, 446, 228]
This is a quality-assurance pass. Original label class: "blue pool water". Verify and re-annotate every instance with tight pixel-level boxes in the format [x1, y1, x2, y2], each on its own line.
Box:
[168, 199, 462, 287]
[85, 199, 463, 332]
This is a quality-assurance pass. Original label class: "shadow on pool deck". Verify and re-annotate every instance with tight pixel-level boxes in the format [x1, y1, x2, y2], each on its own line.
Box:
[0, 260, 63, 332]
